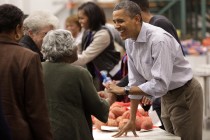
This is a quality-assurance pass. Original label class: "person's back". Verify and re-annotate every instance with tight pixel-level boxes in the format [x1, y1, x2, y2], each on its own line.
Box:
[0, 4, 52, 140]
[42, 63, 108, 140]
[0, 96, 11, 140]
[41, 29, 110, 140]
[0, 43, 50, 140]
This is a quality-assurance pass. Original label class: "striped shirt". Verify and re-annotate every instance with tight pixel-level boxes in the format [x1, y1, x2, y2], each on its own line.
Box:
[127, 22, 192, 98]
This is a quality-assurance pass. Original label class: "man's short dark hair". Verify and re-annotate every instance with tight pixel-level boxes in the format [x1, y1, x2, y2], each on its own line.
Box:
[113, 0, 142, 19]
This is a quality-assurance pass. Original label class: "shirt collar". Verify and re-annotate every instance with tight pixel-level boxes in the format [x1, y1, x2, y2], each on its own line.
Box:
[136, 22, 147, 43]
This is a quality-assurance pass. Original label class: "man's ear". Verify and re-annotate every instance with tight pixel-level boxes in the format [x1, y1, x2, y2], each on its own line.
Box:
[134, 14, 142, 24]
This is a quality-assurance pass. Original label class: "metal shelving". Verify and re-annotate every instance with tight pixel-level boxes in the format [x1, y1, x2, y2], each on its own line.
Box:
[68, 0, 208, 39]
[149, 0, 208, 39]
[149, 0, 186, 38]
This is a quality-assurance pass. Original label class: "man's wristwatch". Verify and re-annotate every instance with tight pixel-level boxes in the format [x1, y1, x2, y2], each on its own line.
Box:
[124, 86, 131, 95]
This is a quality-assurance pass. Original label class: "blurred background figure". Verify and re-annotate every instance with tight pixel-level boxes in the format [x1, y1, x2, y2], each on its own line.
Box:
[20, 10, 59, 62]
[41, 29, 115, 140]
[0, 4, 53, 140]
[65, 14, 83, 53]
[73, 2, 121, 91]
[105, 23, 125, 58]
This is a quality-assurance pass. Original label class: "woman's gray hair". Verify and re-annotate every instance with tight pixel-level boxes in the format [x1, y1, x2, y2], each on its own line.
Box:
[41, 29, 76, 62]
[113, 0, 141, 19]
[23, 10, 59, 34]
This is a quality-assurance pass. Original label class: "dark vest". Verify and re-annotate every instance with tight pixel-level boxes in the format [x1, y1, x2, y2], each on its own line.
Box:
[81, 26, 120, 78]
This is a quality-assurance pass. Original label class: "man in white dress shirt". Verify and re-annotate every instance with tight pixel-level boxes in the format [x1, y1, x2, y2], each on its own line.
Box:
[106, 1, 203, 140]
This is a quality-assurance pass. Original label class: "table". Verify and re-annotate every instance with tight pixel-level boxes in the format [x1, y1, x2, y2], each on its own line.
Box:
[194, 64, 210, 129]
[93, 128, 181, 140]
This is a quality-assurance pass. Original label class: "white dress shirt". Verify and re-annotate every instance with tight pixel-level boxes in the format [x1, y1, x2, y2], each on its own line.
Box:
[127, 22, 193, 99]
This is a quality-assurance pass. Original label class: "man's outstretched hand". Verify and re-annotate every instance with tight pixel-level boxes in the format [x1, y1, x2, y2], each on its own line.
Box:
[112, 120, 139, 138]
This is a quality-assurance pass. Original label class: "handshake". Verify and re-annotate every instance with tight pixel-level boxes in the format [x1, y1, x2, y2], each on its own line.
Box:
[98, 81, 152, 111]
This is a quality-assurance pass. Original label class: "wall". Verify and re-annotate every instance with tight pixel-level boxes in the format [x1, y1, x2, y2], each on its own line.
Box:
[0, 0, 23, 8]
[0, 0, 118, 28]
[0, 0, 68, 14]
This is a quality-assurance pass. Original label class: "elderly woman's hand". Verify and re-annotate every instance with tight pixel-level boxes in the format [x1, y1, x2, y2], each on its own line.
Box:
[99, 90, 117, 106]
[105, 82, 125, 95]
[98, 91, 108, 99]
[106, 92, 117, 106]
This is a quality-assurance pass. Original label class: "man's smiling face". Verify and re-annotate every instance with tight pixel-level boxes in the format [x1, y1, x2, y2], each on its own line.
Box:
[112, 9, 140, 40]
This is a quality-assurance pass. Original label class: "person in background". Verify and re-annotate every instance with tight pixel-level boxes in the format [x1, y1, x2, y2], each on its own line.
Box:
[20, 10, 59, 62]
[105, 23, 125, 58]
[41, 29, 115, 140]
[73, 2, 121, 91]
[107, 1, 203, 140]
[106, 23, 125, 50]
[0, 4, 53, 140]
[65, 14, 83, 53]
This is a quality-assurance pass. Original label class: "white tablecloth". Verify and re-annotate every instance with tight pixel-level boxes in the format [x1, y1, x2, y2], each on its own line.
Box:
[93, 128, 181, 140]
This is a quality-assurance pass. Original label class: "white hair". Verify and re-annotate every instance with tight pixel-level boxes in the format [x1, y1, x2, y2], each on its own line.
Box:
[23, 10, 59, 34]
[41, 29, 76, 62]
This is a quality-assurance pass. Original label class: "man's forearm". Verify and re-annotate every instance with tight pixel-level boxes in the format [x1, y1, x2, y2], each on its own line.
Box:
[130, 99, 139, 121]
[106, 84, 148, 97]
[129, 86, 148, 96]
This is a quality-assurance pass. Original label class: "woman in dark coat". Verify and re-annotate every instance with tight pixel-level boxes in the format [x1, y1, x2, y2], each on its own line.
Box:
[41, 29, 115, 140]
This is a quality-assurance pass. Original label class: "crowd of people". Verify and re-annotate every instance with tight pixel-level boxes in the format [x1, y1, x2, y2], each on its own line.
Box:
[0, 0, 203, 140]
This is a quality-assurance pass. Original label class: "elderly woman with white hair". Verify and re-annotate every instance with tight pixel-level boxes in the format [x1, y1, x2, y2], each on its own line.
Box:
[41, 29, 114, 140]
[20, 10, 59, 62]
